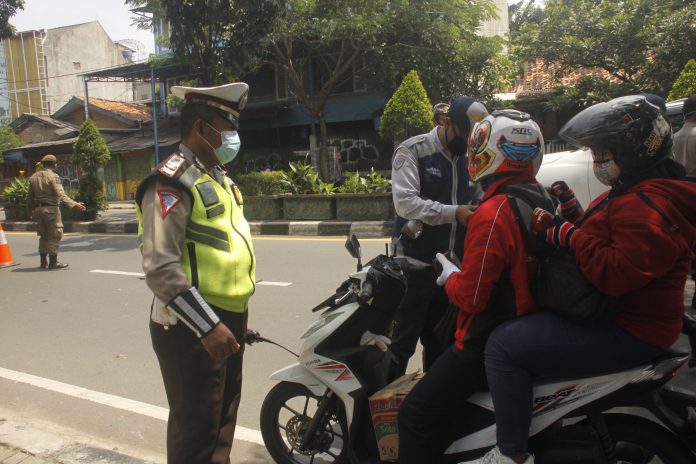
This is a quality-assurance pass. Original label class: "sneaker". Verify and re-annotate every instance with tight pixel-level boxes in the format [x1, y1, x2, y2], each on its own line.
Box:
[459, 447, 534, 464]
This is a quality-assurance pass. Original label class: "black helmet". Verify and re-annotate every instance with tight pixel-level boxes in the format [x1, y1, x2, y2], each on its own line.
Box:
[558, 95, 673, 174]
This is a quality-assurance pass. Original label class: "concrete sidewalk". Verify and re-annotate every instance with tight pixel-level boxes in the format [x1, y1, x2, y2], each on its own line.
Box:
[1, 201, 394, 237]
[0, 413, 156, 464]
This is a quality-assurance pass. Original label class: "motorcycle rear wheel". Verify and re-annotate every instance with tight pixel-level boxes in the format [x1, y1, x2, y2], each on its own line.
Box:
[260, 381, 348, 464]
[605, 413, 696, 464]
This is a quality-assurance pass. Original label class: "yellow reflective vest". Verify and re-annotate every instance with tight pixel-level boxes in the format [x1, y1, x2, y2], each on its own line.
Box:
[136, 158, 255, 313]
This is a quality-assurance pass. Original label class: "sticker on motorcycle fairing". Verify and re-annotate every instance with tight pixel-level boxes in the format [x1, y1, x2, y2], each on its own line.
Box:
[533, 384, 578, 414]
[315, 361, 354, 381]
[158, 190, 181, 219]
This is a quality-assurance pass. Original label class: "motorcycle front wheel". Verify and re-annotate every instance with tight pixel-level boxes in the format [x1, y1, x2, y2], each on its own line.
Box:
[260, 381, 348, 464]
[605, 413, 696, 464]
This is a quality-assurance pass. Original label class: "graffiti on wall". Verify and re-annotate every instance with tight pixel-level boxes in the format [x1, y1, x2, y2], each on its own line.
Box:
[56, 164, 80, 191]
[327, 137, 381, 174]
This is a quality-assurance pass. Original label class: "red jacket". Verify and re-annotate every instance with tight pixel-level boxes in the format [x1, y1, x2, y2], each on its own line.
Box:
[445, 178, 540, 350]
[572, 179, 696, 349]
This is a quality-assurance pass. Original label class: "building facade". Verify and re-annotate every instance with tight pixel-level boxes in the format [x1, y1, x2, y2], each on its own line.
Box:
[0, 21, 136, 124]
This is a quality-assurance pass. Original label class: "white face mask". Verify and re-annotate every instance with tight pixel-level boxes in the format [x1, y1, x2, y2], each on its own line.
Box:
[199, 122, 241, 165]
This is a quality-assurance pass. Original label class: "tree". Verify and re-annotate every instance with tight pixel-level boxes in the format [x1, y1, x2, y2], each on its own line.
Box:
[126, 0, 285, 85]
[0, 126, 22, 162]
[380, 71, 433, 143]
[72, 119, 110, 212]
[0, 0, 24, 40]
[669, 59, 696, 100]
[512, 0, 696, 95]
[263, 0, 500, 179]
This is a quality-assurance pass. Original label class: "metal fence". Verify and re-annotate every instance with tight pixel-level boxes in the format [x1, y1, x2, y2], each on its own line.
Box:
[545, 140, 569, 154]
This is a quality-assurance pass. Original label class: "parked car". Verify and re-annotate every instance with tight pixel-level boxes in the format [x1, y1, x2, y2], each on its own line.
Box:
[536, 148, 605, 209]
[667, 98, 687, 131]
[536, 98, 687, 209]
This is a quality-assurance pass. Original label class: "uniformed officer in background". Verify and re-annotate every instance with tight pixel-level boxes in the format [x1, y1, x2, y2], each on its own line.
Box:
[389, 96, 488, 375]
[26, 154, 86, 269]
[135, 82, 255, 464]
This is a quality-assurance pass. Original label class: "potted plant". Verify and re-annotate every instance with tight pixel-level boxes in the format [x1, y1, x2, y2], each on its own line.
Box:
[1, 177, 30, 220]
[335, 170, 393, 221]
[235, 171, 287, 220]
[279, 161, 336, 220]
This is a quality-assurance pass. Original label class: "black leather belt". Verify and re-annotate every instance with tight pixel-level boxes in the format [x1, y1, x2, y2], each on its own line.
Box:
[36, 202, 57, 207]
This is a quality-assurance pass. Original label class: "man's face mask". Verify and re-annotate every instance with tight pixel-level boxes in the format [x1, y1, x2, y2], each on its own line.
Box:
[446, 121, 468, 157]
[199, 121, 241, 165]
[591, 148, 621, 186]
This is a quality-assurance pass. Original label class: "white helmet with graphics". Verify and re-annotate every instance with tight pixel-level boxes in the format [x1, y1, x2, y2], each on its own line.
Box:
[467, 109, 544, 184]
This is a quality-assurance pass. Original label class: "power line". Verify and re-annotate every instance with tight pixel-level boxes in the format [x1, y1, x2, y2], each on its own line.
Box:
[2, 57, 150, 85]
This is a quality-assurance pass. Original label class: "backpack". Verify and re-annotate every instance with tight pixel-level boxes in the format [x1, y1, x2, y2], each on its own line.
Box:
[503, 184, 620, 326]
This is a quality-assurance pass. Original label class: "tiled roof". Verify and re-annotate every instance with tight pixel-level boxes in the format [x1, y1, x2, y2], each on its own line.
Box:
[515, 59, 622, 95]
[87, 98, 152, 122]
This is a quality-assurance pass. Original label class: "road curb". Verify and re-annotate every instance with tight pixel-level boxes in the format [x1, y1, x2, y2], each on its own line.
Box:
[2, 220, 393, 237]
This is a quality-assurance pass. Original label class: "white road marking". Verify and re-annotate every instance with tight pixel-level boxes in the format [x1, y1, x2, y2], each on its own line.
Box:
[90, 269, 145, 277]
[256, 280, 292, 287]
[0, 366, 264, 446]
[91, 270, 293, 287]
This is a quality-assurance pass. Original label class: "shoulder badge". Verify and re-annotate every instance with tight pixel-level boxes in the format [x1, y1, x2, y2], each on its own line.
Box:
[231, 184, 243, 206]
[157, 190, 181, 218]
[393, 154, 407, 171]
[158, 154, 187, 178]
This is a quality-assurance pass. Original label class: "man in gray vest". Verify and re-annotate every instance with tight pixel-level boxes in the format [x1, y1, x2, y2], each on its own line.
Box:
[390, 95, 487, 375]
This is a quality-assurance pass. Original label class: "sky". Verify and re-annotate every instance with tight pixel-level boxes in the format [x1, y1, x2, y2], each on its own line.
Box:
[10, 0, 155, 58]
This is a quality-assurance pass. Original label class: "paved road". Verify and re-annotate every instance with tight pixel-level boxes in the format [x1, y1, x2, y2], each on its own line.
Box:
[0, 232, 393, 463]
[1, 232, 695, 463]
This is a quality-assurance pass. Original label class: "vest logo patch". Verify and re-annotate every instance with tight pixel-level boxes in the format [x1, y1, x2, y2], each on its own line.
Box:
[158, 190, 181, 218]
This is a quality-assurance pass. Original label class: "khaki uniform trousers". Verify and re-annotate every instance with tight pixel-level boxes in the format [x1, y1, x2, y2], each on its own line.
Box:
[35, 206, 63, 255]
[150, 308, 247, 464]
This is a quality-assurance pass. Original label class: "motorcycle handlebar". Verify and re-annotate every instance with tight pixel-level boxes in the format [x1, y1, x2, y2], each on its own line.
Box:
[358, 280, 374, 304]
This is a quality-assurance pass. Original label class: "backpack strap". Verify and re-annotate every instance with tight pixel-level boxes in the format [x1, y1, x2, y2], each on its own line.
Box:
[636, 191, 679, 232]
[501, 184, 557, 257]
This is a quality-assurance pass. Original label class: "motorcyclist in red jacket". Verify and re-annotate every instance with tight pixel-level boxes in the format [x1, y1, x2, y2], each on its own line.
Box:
[398, 109, 549, 464]
[478, 95, 696, 464]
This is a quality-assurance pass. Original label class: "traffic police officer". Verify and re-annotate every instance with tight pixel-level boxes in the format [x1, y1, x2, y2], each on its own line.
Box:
[135, 82, 254, 464]
[26, 154, 86, 269]
[390, 95, 487, 375]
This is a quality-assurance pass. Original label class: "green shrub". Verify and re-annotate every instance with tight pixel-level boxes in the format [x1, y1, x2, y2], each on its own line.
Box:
[78, 173, 108, 213]
[669, 59, 696, 100]
[1, 177, 29, 205]
[337, 170, 392, 194]
[280, 161, 336, 194]
[380, 70, 433, 143]
[234, 171, 289, 196]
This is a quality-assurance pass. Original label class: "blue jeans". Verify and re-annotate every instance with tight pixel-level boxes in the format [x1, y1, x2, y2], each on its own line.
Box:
[484, 312, 663, 456]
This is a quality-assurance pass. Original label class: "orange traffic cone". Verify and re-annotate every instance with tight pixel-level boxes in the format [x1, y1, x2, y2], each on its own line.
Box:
[0, 223, 19, 268]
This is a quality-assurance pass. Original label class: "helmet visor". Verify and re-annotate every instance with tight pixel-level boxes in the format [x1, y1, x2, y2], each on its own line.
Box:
[558, 96, 656, 149]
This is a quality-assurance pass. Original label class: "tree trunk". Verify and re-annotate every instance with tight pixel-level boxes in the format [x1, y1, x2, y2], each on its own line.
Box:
[318, 116, 330, 181]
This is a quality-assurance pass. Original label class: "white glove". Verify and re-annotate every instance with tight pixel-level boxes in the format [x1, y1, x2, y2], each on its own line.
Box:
[360, 330, 391, 352]
[435, 252, 460, 286]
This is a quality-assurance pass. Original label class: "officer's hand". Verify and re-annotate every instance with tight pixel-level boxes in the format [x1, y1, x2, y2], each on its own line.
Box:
[74, 202, 86, 212]
[201, 323, 240, 360]
[435, 252, 460, 286]
[455, 205, 477, 226]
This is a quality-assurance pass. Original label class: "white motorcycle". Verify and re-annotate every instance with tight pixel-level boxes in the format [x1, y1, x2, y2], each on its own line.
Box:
[251, 235, 696, 464]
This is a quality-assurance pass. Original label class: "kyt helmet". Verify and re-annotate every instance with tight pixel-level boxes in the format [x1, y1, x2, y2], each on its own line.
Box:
[558, 95, 672, 175]
[467, 109, 544, 183]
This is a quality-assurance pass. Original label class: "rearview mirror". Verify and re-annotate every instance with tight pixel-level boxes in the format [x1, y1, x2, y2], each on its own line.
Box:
[344, 234, 363, 270]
